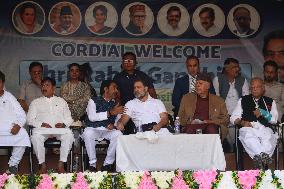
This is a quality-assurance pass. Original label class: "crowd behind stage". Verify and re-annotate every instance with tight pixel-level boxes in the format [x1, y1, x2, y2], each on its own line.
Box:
[1, 30, 284, 174]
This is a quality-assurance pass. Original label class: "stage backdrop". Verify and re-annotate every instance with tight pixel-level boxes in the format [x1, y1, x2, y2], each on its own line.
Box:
[0, 0, 283, 112]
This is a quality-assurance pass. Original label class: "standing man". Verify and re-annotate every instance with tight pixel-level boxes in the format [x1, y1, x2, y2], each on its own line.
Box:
[213, 58, 249, 150]
[117, 78, 170, 135]
[82, 80, 124, 171]
[263, 30, 284, 82]
[52, 5, 76, 34]
[27, 77, 74, 173]
[178, 73, 229, 140]
[231, 78, 278, 169]
[263, 60, 284, 121]
[0, 71, 30, 174]
[172, 55, 215, 118]
[113, 52, 156, 134]
[18, 61, 43, 112]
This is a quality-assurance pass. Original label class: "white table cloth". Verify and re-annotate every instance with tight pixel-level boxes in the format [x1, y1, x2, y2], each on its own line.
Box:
[116, 134, 226, 171]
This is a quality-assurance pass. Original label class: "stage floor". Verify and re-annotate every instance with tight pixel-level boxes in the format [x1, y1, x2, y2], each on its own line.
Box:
[0, 152, 283, 174]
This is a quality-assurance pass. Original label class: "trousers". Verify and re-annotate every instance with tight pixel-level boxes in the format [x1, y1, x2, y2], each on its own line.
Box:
[31, 130, 74, 164]
[82, 127, 122, 167]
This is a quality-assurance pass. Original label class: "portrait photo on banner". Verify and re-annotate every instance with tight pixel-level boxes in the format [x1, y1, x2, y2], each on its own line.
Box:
[121, 2, 154, 36]
[157, 3, 190, 37]
[85, 1, 117, 35]
[227, 4, 260, 38]
[49, 2, 81, 35]
[12, 1, 45, 35]
[192, 3, 225, 37]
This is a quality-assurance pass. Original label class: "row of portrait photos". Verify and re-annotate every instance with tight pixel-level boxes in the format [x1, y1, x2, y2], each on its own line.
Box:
[13, 1, 260, 38]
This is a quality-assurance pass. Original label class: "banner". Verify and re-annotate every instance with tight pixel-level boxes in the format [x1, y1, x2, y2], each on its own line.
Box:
[0, 0, 283, 112]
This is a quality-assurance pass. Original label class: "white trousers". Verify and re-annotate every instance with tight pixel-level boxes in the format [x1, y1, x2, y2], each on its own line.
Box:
[239, 123, 278, 158]
[8, 146, 26, 167]
[82, 127, 122, 167]
[31, 131, 74, 164]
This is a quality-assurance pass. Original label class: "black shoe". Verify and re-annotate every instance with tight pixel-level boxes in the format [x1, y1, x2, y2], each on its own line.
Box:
[261, 152, 273, 165]
[87, 166, 97, 172]
[101, 164, 113, 172]
[253, 154, 263, 169]
[6, 165, 18, 174]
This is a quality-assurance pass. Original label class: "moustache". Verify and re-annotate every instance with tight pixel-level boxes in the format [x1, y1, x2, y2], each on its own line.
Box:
[202, 22, 208, 25]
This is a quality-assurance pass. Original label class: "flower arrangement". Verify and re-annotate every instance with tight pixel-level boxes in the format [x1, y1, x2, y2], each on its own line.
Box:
[2, 169, 284, 189]
[137, 171, 157, 189]
[193, 170, 218, 189]
[232, 170, 265, 189]
[0, 173, 8, 188]
[115, 171, 144, 189]
[151, 171, 175, 189]
[36, 174, 53, 189]
[170, 170, 189, 189]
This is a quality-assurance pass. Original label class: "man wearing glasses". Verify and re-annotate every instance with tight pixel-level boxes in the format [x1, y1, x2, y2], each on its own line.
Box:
[18, 61, 43, 112]
[126, 4, 148, 34]
[113, 52, 157, 134]
[263, 30, 284, 83]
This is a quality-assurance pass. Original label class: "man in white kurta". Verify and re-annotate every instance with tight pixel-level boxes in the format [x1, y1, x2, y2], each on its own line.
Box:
[0, 71, 30, 173]
[27, 77, 74, 173]
[117, 79, 170, 135]
[230, 78, 278, 169]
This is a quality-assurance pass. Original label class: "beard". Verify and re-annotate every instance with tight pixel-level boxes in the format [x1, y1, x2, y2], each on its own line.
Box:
[264, 76, 274, 83]
[135, 90, 147, 99]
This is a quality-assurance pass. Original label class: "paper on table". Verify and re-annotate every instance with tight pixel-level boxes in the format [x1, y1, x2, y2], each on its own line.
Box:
[191, 119, 205, 124]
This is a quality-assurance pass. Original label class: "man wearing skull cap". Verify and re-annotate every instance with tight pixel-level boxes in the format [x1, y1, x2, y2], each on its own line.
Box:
[126, 4, 149, 34]
[52, 5, 76, 34]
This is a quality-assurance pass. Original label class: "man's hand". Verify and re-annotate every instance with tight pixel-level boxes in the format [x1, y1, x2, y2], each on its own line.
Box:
[153, 124, 161, 132]
[55, 123, 65, 128]
[11, 124, 21, 135]
[41, 123, 52, 128]
[204, 120, 214, 124]
[241, 120, 252, 127]
[107, 124, 114, 130]
[116, 121, 124, 131]
[253, 109, 261, 118]
[109, 104, 125, 116]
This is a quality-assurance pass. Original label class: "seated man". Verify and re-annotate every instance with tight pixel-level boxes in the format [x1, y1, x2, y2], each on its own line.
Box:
[27, 77, 74, 173]
[0, 71, 30, 174]
[231, 77, 278, 169]
[117, 78, 170, 135]
[82, 80, 124, 171]
[178, 73, 229, 140]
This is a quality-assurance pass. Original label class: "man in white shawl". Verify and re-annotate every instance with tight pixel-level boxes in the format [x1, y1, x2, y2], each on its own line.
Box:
[27, 77, 74, 173]
[231, 77, 278, 169]
[0, 71, 30, 174]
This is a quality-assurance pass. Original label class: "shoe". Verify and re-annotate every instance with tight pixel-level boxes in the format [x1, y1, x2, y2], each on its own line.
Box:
[6, 166, 18, 174]
[101, 164, 113, 172]
[87, 166, 97, 172]
[253, 154, 263, 169]
[261, 152, 273, 165]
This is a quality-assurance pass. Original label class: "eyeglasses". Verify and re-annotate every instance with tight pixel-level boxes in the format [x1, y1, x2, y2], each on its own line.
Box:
[264, 50, 284, 57]
[123, 59, 135, 64]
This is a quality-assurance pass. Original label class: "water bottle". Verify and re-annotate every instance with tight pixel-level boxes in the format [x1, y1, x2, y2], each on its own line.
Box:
[174, 117, 180, 134]
[72, 156, 79, 172]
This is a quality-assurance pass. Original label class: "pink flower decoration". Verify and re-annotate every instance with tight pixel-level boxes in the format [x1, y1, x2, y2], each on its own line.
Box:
[138, 171, 158, 189]
[72, 172, 89, 189]
[36, 174, 53, 189]
[193, 170, 217, 189]
[237, 170, 260, 189]
[171, 170, 189, 189]
[0, 173, 9, 188]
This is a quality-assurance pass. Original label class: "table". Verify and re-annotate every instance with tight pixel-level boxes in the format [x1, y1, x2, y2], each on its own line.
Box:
[116, 134, 226, 171]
